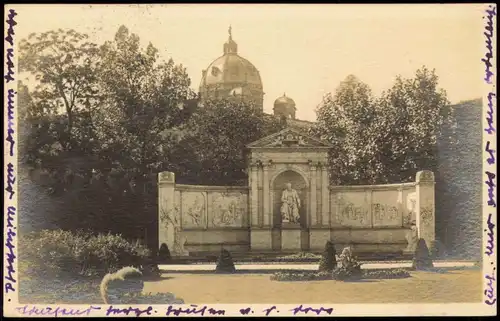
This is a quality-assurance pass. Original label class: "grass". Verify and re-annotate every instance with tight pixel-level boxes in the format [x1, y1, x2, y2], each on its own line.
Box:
[19, 264, 482, 304]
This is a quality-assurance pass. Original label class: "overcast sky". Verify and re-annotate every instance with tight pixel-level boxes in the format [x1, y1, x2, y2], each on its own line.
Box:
[14, 4, 486, 121]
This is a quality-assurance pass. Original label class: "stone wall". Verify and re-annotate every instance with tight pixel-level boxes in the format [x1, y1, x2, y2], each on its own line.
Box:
[159, 170, 435, 256]
[158, 174, 250, 255]
[309, 182, 417, 253]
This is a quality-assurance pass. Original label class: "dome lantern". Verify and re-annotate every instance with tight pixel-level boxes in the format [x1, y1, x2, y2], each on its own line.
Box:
[223, 25, 238, 55]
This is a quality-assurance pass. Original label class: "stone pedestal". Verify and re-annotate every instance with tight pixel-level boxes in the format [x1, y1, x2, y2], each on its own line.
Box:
[251, 229, 272, 251]
[281, 223, 302, 251]
[415, 170, 436, 248]
[158, 171, 176, 254]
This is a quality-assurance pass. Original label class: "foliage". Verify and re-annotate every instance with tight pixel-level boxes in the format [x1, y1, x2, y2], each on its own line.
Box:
[270, 269, 411, 282]
[19, 26, 196, 246]
[100, 266, 184, 304]
[362, 268, 411, 279]
[278, 252, 321, 260]
[19, 229, 150, 278]
[374, 67, 454, 183]
[270, 271, 332, 281]
[318, 241, 337, 272]
[311, 75, 378, 184]
[100, 266, 144, 304]
[412, 238, 434, 270]
[311, 68, 455, 185]
[175, 98, 285, 185]
[120, 292, 185, 304]
[332, 247, 362, 280]
[158, 243, 172, 262]
[215, 248, 236, 274]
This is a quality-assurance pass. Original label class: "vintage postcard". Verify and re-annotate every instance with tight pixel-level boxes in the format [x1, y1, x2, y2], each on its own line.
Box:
[3, 3, 497, 317]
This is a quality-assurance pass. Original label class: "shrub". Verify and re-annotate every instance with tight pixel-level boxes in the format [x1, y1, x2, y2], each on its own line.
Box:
[100, 267, 144, 304]
[270, 271, 332, 281]
[123, 292, 184, 304]
[362, 268, 411, 279]
[215, 248, 236, 274]
[100, 266, 184, 304]
[279, 252, 321, 260]
[332, 247, 362, 280]
[412, 238, 434, 270]
[19, 229, 151, 277]
[158, 243, 172, 262]
[318, 240, 337, 272]
[139, 255, 161, 279]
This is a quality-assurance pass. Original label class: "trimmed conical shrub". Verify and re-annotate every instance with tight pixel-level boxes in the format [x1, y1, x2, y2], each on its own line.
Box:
[159, 243, 171, 262]
[318, 240, 337, 272]
[412, 238, 434, 270]
[215, 248, 236, 274]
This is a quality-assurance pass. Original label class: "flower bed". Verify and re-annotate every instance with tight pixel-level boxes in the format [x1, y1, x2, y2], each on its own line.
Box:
[270, 268, 412, 282]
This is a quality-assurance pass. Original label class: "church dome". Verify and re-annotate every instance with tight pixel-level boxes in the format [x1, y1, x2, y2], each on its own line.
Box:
[273, 93, 297, 120]
[274, 93, 296, 109]
[201, 54, 263, 88]
[199, 26, 264, 111]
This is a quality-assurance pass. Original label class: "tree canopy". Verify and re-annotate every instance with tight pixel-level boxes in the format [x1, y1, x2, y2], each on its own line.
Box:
[311, 67, 455, 185]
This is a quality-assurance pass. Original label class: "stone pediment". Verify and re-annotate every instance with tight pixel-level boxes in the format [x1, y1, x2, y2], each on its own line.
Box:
[247, 127, 332, 149]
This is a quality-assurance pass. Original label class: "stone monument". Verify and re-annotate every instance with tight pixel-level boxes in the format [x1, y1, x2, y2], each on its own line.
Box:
[280, 183, 301, 223]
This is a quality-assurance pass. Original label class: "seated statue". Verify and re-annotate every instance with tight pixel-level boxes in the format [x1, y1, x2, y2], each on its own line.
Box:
[281, 183, 301, 223]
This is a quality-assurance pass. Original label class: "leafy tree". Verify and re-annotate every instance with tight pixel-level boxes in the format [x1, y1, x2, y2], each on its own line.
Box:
[18, 26, 196, 245]
[176, 98, 284, 185]
[374, 66, 454, 183]
[92, 25, 196, 245]
[311, 75, 378, 185]
[19, 29, 102, 193]
[311, 68, 454, 185]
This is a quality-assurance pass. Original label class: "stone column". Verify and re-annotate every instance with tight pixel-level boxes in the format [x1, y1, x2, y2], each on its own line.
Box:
[321, 164, 329, 226]
[262, 163, 270, 227]
[250, 163, 259, 227]
[415, 170, 436, 248]
[158, 171, 176, 253]
[310, 163, 317, 227]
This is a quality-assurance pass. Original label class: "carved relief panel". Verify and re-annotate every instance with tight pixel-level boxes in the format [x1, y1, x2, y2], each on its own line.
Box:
[404, 191, 417, 227]
[210, 192, 248, 227]
[336, 192, 370, 227]
[181, 191, 206, 228]
[372, 190, 403, 227]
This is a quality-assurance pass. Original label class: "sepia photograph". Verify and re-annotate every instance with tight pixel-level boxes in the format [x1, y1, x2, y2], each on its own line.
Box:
[3, 3, 497, 317]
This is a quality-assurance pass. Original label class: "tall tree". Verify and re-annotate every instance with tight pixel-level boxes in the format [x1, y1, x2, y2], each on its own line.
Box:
[311, 75, 378, 185]
[176, 98, 285, 186]
[19, 30, 108, 232]
[95, 25, 196, 244]
[375, 66, 454, 183]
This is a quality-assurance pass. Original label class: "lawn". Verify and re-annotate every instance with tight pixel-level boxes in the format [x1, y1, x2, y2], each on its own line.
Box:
[19, 269, 482, 304]
[144, 270, 482, 304]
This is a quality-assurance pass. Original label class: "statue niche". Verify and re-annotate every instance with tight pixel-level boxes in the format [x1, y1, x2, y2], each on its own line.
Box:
[273, 170, 307, 228]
